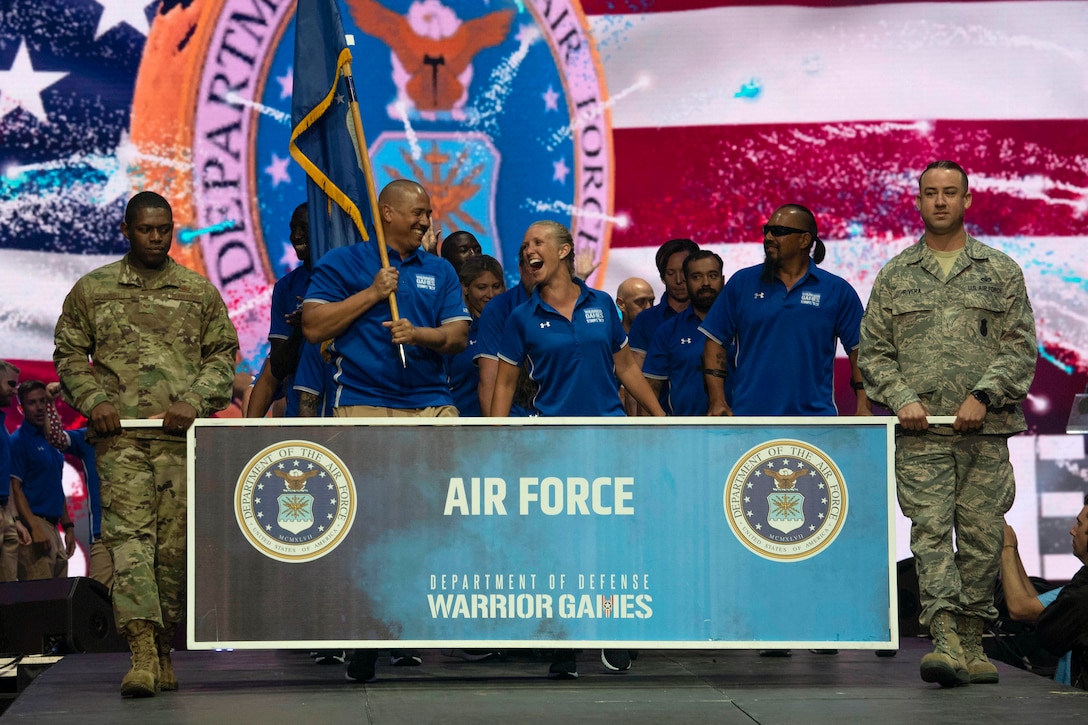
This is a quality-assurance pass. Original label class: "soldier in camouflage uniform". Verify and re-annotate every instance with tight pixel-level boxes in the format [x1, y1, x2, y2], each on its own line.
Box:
[53, 191, 238, 698]
[859, 161, 1036, 687]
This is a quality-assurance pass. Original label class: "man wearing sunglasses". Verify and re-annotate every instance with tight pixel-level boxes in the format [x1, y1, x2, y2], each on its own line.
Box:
[860, 161, 1036, 687]
[699, 204, 870, 418]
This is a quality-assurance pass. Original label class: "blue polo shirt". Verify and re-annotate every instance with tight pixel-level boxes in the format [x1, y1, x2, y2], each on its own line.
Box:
[446, 316, 482, 416]
[293, 342, 336, 417]
[699, 263, 863, 416]
[10, 420, 66, 519]
[0, 410, 11, 500]
[628, 295, 680, 355]
[643, 307, 732, 416]
[475, 283, 535, 417]
[306, 242, 470, 409]
[65, 429, 100, 539]
[498, 280, 627, 417]
[269, 264, 311, 340]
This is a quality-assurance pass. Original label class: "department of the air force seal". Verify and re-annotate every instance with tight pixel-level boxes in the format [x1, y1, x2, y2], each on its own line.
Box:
[723, 440, 847, 562]
[235, 441, 356, 563]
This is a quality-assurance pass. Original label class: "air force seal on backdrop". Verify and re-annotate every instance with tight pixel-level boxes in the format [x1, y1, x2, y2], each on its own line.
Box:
[235, 441, 356, 563]
[132, 0, 613, 370]
[724, 440, 847, 562]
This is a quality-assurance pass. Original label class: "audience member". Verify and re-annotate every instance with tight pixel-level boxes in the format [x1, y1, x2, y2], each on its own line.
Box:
[10, 381, 75, 580]
[0, 361, 30, 583]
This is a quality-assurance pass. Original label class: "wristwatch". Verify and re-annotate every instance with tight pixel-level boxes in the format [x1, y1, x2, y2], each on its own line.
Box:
[970, 390, 991, 407]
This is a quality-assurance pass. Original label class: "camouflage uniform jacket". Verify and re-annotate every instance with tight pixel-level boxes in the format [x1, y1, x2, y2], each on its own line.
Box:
[53, 254, 239, 440]
[859, 235, 1036, 435]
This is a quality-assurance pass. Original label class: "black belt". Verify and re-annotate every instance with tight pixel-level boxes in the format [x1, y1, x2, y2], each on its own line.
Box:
[0, 497, 8, 507]
[43, 516, 60, 526]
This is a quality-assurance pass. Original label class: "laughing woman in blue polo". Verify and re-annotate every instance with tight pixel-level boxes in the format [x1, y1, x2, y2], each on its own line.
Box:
[491, 221, 666, 419]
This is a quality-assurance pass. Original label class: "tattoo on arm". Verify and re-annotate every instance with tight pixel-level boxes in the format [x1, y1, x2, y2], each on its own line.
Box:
[299, 392, 319, 418]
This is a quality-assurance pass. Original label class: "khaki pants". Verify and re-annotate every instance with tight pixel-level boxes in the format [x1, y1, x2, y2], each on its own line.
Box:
[0, 504, 20, 582]
[333, 405, 458, 418]
[88, 538, 114, 590]
[18, 515, 67, 580]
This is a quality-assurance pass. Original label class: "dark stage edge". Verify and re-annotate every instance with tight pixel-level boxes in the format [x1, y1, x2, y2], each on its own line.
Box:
[4, 639, 1086, 724]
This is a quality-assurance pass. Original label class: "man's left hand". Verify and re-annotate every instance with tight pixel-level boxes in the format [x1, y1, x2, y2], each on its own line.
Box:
[63, 527, 76, 557]
[953, 395, 987, 432]
[156, 401, 199, 435]
[383, 318, 417, 346]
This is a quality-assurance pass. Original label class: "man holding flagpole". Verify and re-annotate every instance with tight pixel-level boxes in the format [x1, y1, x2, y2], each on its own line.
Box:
[301, 178, 469, 681]
[302, 179, 470, 417]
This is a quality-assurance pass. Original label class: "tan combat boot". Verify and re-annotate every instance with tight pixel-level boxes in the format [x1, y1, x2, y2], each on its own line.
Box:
[919, 610, 969, 687]
[957, 615, 999, 684]
[157, 625, 178, 692]
[120, 620, 161, 697]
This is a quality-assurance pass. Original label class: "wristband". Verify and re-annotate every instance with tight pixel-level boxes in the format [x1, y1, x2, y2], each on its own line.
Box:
[850, 381, 865, 392]
[702, 368, 729, 380]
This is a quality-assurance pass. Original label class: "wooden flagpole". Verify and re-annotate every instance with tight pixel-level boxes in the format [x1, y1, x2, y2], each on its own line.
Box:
[341, 56, 407, 368]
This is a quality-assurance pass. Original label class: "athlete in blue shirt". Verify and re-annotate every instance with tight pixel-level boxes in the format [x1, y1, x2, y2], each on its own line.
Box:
[248, 203, 311, 418]
[700, 204, 870, 417]
[493, 221, 666, 419]
[475, 251, 535, 416]
[627, 238, 699, 358]
[493, 222, 664, 679]
[302, 180, 470, 413]
[446, 255, 504, 417]
[643, 250, 727, 415]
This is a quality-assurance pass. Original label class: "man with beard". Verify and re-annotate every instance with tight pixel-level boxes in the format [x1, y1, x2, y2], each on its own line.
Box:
[699, 204, 869, 417]
[642, 251, 727, 415]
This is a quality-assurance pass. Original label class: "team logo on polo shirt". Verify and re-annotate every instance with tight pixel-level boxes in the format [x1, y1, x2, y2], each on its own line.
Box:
[723, 439, 847, 562]
[235, 441, 357, 563]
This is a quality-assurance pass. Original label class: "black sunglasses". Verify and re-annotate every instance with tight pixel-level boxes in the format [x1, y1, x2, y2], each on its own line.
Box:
[3, 381, 15, 388]
[762, 224, 809, 237]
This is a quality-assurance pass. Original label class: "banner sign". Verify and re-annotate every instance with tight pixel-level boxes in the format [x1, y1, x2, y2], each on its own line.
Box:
[187, 418, 897, 649]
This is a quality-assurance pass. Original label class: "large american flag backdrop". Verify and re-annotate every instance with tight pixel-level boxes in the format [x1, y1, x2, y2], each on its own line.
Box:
[1, 0, 1086, 580]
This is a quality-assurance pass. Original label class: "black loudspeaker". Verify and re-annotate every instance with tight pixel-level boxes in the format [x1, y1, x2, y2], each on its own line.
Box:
[0, 577, 127, 655]
[896, 557, 923, 638]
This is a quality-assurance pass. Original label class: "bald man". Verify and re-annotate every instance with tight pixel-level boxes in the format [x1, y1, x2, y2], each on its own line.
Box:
[615, 277, 655, 334]
[302, 179, 471, 681]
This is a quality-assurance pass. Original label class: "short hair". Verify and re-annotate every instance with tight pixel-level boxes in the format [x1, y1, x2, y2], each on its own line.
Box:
[16, 380, 45, 407]
[0, 360, 19, 376]
[654, 238, 699, 278]
[125, 191, 172, 226]
[775, 204, 825, 264]
[919, 160, 969, 193]
[458, 254, 504, 287]
[378, 178, 427, 207]
[682, 249, 723, 276]
[442, 231, 480, 263]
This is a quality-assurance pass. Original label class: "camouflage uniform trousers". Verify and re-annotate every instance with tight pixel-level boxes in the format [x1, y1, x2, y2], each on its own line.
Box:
[896, 431, 1015, 627]
[95, 434, 186, 631]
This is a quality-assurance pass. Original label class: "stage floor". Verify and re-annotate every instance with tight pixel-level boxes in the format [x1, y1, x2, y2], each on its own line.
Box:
[3, 638, 1085, 724]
